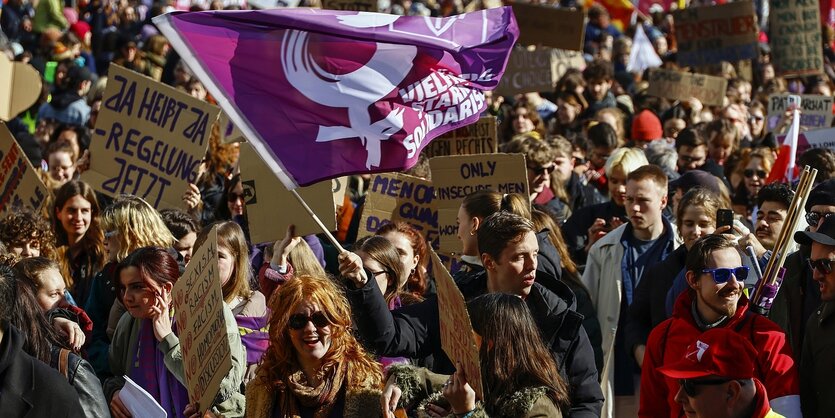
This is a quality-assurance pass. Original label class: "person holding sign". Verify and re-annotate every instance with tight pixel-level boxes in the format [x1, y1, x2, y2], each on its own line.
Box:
[194, 221, 268, 384]
[245, 275, 383, 418]
[382, 293, 570, 417]
[104, 247, 246, 418]
[343, 212, 603, 418]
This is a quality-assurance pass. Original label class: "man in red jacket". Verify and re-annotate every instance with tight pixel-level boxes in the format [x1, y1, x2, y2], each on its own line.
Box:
[657, 328, 784, 418]
[639, 235, 801, 418]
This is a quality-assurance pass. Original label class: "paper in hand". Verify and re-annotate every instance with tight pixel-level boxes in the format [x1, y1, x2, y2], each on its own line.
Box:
[121, 376, 167, 418]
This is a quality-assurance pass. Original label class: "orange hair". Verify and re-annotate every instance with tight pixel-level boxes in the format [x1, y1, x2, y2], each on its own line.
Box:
[260, 275, 382, 389]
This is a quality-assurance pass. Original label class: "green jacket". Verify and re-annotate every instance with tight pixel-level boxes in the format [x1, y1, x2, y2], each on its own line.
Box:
[389, 365, 563, 418]
[800, 301, 835, 418]
[32, 0, 67, 33]
[104, 304, 246, 417]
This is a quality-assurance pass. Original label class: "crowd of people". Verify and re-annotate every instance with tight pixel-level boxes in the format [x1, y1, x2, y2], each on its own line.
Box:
[3, 0, 835, 417]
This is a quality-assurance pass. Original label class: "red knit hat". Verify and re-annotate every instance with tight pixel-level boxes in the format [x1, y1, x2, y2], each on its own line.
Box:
[658, 328, 757, 380]
[631, 109, 663, 141]
[70, 21, 91, 41]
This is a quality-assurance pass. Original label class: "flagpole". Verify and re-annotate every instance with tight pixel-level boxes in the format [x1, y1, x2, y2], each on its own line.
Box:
[290, 189, 346, 253]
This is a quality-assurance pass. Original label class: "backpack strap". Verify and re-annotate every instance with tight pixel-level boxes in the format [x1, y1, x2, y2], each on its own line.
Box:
[58, 348, 71, 379]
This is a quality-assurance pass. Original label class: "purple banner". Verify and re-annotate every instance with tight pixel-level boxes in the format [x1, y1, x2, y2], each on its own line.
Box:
[155, 9, 518, 188]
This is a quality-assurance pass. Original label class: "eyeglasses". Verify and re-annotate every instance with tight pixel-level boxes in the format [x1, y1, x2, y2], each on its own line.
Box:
[527, 164, 556, 176]
[679, 155, 705, 164]
[744, 169, 767, 179]
[809, 258, 835, 275]
[288, 311, 330, 330]
[806, 211, 835, 227]
[679, 378, 733, 397]
[701, 266, 749, 284]
[227, 192, 245, 202]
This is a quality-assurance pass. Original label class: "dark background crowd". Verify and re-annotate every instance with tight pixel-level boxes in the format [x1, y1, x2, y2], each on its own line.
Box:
[2, 0, 835, 417]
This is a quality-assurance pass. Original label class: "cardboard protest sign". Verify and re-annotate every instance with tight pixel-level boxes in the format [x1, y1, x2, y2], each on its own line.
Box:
[673, 2, 759, 68]
[511, 4, 585, 51]
[332, 177, 348, 209]
[430, 153, 529, 253]
[777, 126, 835, 158]
[422, 116, 498, 158]
[82, 65, 219, 208]
[494, 48, 585, 96]
[0, 123, 49, 217]
[767, 94, 833, 131]
[322, 0, 378, 11]
[171, 226, 232, 413]
[646, 68, 728, 107]
[238, 142, 335, 243]
[769, 0, 823, 77]
[218, 112, 245, 144]
[0, 55, 42, 121]
[358, 172, 439, 249]
[430, 250, 484, 399]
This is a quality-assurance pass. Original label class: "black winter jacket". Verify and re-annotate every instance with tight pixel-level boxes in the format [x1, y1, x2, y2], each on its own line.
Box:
[49, 346, 110, 418]
[0, 323, 85, 417]
[346, 270, 604, 418]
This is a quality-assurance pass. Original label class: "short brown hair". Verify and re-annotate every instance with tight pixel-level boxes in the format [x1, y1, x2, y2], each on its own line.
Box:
[627, 164, 668, 194]
[477, 212, 535, 261]
[685, 235, 737, 274]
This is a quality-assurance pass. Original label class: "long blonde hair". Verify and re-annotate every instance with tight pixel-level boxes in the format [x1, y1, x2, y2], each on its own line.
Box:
[260, 275, 382, 389]
[100, 195, 175, 262]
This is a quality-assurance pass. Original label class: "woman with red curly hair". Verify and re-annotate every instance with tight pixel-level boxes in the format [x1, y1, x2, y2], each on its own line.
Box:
[376, 221, 431, 298]
[247, 274, 383, 417]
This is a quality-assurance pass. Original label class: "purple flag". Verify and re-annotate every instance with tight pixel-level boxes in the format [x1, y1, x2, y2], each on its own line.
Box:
[155, 9, 518, 188]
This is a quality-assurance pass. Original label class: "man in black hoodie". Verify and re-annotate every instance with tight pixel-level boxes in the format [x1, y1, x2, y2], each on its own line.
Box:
[38, 65, 93, 126]
[341, 212, 603, 418]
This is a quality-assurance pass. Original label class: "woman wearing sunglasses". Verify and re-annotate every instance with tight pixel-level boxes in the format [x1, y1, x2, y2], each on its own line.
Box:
[730, 148, 775, 221]
[105, 247, 246, 418]
[639, 235, 801, 418]
[246, 274, 383, 418]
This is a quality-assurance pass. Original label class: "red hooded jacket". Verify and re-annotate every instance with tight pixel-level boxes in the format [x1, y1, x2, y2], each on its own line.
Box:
[639, 291, 799, 418]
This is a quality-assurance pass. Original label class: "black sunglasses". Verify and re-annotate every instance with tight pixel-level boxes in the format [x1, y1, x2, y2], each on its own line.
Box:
[701, 266, 749, 284]
[744, 169, 767, 179]
[809, 258, 835, 275]
[227, 192, 245, 202]
[288, 311, 330, 330]
[679, 378, 733, 397]
[806, 211, 835, 227]
[528, 164, 556, 176]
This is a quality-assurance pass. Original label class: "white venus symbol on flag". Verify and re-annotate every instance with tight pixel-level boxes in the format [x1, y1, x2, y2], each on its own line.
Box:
[281, 17, 417, 170]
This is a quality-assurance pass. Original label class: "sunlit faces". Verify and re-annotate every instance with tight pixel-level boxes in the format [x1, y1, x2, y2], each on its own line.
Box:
[755, 201, 787, 250]
[456, 205, 479, 256]
[56, 195, 92, 244]
[358, 251, 390, 296]
[512, 107, 535, 134]
[526, 163, 554, 195]
[587, 78, 612, 102]
[624, 178, 667, 233]
[218, 245, 235, 287]
[809, 204, 835, 233]
[9, 237, 41, 258]
[687, 247, 744, 320]
[673, 379, 737, 418]
[743, 157, 767, 198]
[483, 231, 538, 298]
[288, 300, 333, 370]
[708, 135, 734, 166]
[227, 181, 245, 217]
[680, 206, 716, 250]
[35, 267, 67, 312]
[552, 156, 573, 184]
[173, 232, 197, 265]
[810, 243, 835, 302]
[608, 169, 628, 206]
[677, 145, 707, 172]
[379, 231, 418, 286]
[120, 266, 159, 319]
[48, 151, 75, 185]
[556, 97, 580, 125]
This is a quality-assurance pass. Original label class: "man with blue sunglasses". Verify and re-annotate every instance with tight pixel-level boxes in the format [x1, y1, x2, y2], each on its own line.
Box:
[639, 235, 801, 418]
